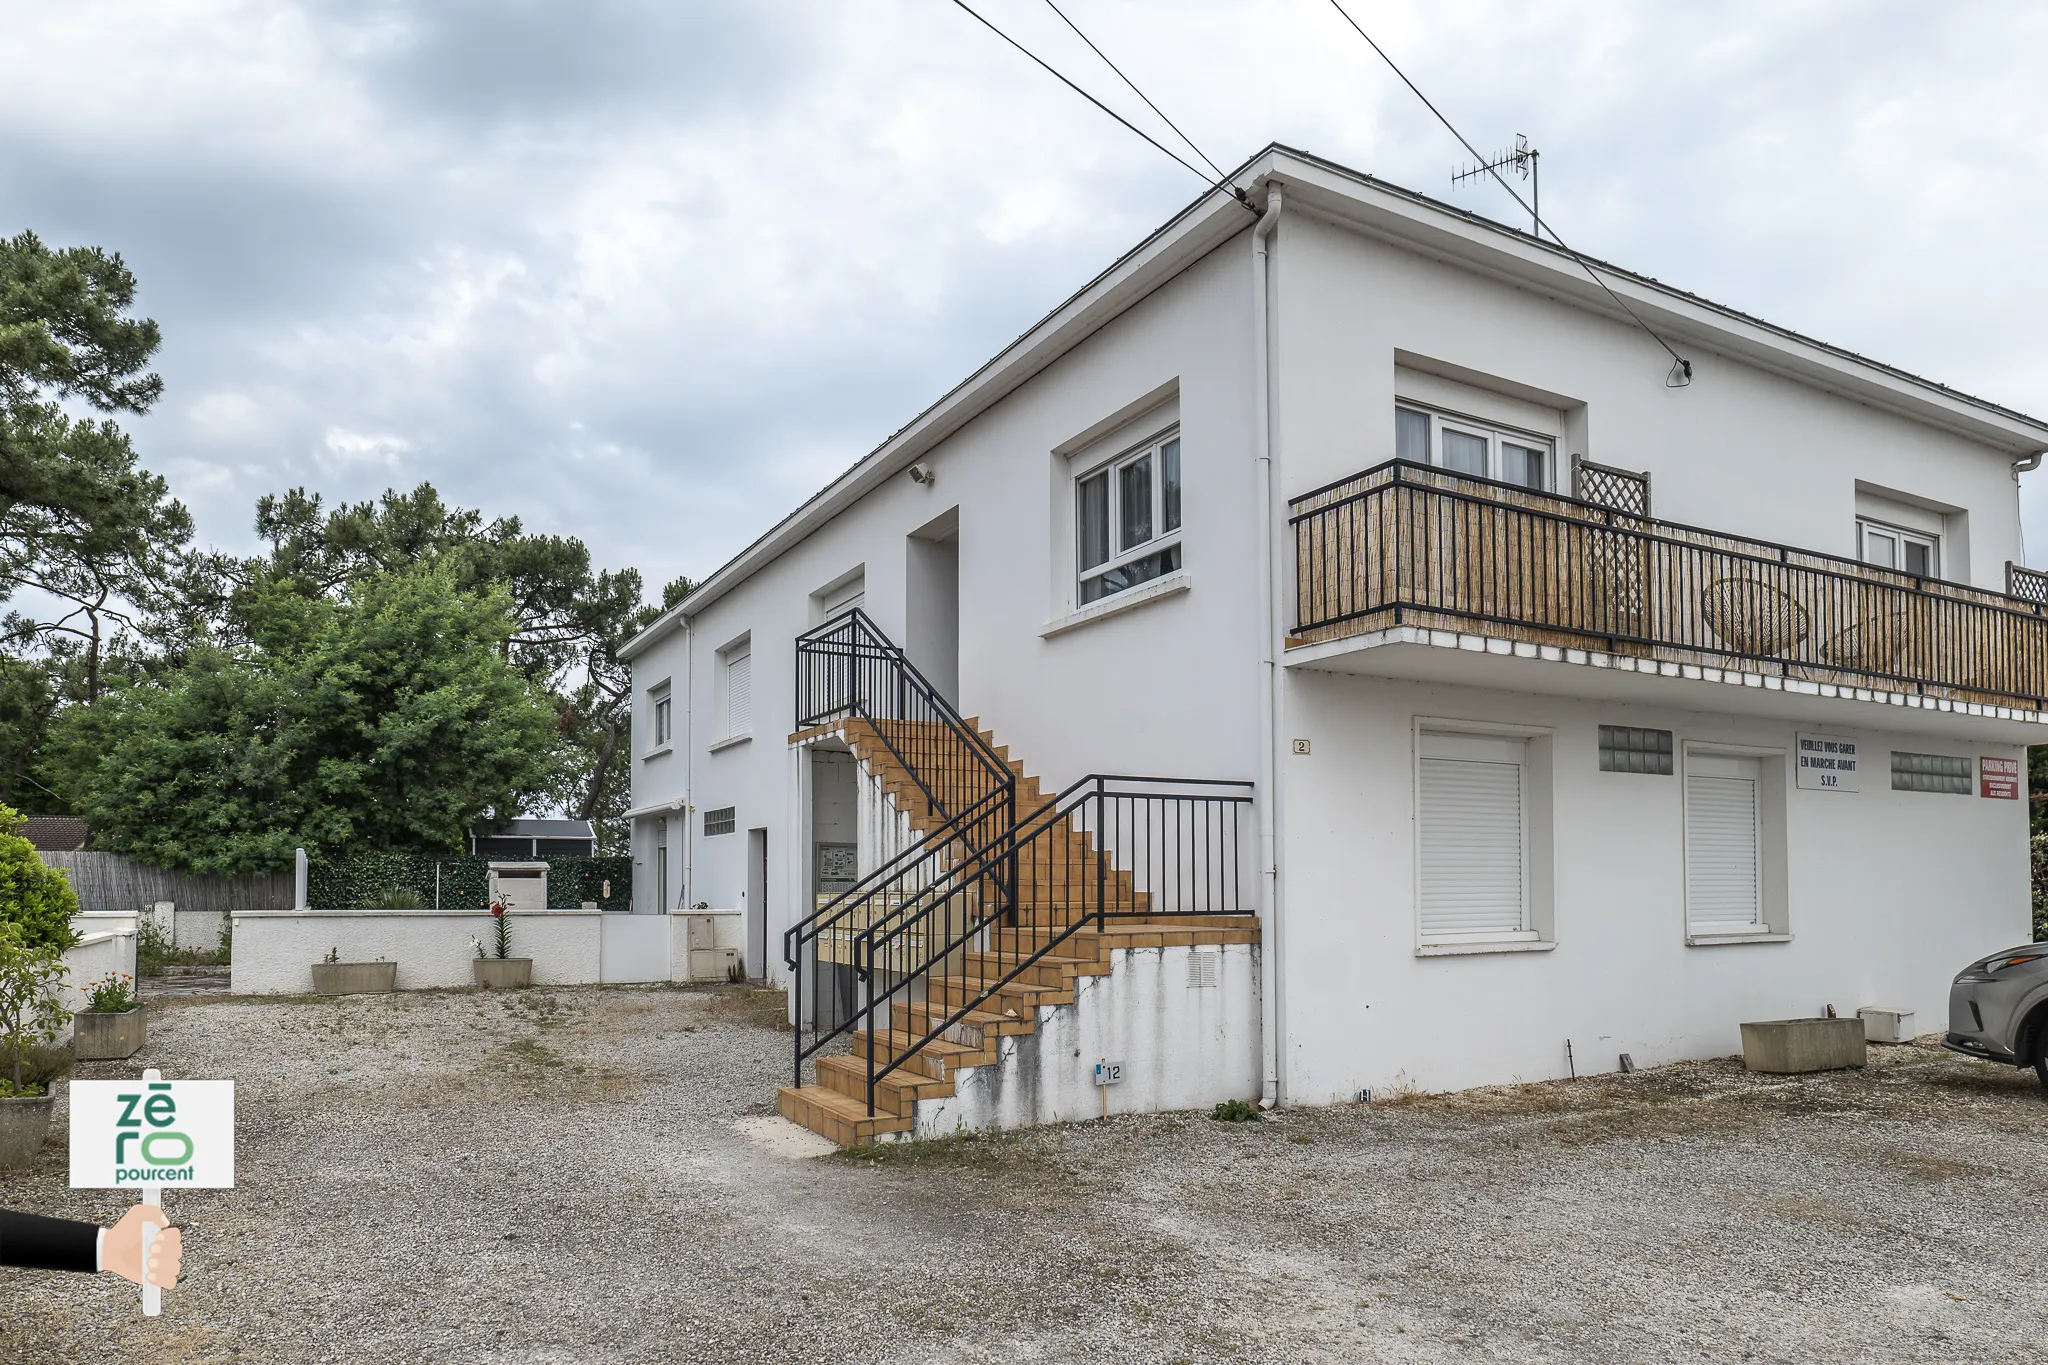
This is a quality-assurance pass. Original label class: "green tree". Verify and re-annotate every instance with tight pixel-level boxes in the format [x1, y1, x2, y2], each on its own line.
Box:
[48, 569, 562, 873]
[1, 230, 191, 699]
[169, 483, 667, 846]
[0, 803, 79, 949]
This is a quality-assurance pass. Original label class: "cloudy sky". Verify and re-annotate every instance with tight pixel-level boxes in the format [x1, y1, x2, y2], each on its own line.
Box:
[5, 0, 2046, 597]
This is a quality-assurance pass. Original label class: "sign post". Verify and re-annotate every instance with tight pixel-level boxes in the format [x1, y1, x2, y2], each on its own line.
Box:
[69, 1067, 234, 1317]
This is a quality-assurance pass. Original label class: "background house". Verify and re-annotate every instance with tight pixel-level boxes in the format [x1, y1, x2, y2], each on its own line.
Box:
[466, 818, 597, 858]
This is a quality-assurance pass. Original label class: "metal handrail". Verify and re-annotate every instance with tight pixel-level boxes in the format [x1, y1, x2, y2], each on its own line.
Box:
[1291, 460, 2048, 709]
[783, 609, 1019, 1086]
[848, 774, 1254, 1115]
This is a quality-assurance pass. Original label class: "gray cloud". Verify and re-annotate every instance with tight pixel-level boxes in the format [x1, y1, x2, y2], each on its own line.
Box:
[1, 0, 2042, 587]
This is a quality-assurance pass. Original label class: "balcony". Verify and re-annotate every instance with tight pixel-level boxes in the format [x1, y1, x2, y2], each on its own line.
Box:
[1286, 461, 2048, 735]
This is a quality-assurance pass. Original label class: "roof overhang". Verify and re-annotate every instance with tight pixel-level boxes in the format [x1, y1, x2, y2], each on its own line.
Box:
[622, 145, 2048, 662]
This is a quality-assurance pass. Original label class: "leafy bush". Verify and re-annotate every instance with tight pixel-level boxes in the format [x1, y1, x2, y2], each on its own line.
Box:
[2033, 833, 2048, 943]
[0, 923, 70, 1096]
[1211, 1098, 1263, 1123]
[0, 803, 80, 950]
[137, 918, 228, 976]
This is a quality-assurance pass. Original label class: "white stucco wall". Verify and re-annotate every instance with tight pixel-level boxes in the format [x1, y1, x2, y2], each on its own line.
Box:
[1275, 670, 2030, 1101]
[231, 909, 604, 993]
[635, 236, 1265, 986]
[909, 943, 1262, 1136]
[58, 930, 139, 1025]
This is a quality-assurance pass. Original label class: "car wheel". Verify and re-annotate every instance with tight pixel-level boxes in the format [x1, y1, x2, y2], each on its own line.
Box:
[2036, 1030, 2048, 1090]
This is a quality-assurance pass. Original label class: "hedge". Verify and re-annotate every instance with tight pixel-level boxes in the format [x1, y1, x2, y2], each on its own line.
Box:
[308, 854, 633, 912]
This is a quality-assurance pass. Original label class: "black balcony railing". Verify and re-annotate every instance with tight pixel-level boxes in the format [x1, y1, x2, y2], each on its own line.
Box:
[1290, 460, 2048, 710]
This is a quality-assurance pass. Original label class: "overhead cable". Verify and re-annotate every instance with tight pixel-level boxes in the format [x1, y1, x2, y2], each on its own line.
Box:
[949, 0, 1258, 215]
[1324, 0, 1695, 386]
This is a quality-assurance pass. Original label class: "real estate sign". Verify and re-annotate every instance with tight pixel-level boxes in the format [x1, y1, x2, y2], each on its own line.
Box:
[1795, 733, 1860, 791]
[70, 1077, 235, 1189]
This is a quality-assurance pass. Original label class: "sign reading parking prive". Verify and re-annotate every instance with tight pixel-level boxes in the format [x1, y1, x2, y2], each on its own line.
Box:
[70, 1077, 235, 1189]
[1981, 756, 2022, 800]
[1795, 733, 1861, 791]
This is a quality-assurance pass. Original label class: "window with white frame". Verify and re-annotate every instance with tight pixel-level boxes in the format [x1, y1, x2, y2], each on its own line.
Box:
[1396, 403, 1553, 491]
[1858, 518, 1939, 578]
[648, 682, 672, 751]
[718, 639, 752, 741]
[1076, 431, 1181, 605]
[1417, 731, 1535, 943]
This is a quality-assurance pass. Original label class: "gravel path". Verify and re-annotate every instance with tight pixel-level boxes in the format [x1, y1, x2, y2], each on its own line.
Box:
[3, 984, 2045, 1364]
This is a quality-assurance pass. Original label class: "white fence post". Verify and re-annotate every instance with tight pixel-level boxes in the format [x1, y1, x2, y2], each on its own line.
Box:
[294, 849, 309, 910]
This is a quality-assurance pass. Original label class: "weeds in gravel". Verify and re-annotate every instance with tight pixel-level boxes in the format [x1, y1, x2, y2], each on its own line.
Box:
[834, 1128, 1072, 1175]
[1212, 1099, 1262, 1123]
[701, 984, 791, 1032]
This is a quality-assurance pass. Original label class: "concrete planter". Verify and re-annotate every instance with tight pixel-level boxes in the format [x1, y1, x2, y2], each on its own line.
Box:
[472, 957, 532, 990]
[0, 1093, 56, 1169]
[74, 1006, 146, 1061]
[311, 961, 398, 995]
[1740, 1018, 1867, 1074]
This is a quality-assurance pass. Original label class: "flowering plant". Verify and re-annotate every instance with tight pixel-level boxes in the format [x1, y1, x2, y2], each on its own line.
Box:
[489, 901, 510, 959]
[83, 972, 137, 1013]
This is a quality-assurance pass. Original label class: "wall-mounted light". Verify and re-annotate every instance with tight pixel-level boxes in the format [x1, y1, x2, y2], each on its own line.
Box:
[908, 462, 936, 486]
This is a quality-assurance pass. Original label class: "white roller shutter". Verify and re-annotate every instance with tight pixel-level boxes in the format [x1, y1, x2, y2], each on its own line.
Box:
[1685, 754, 1761, 932]
[1419, 733, 1528, 940]
[725, 652, 753, 737]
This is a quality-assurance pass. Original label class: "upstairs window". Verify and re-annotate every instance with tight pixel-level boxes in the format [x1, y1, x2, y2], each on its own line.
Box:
[1396, 403, 1552, 492]
[1077, 432, 1181, 605]
[717, 638, 752, 741]
[1858, 519, 1938, 578]
[649, 683, 672, 750]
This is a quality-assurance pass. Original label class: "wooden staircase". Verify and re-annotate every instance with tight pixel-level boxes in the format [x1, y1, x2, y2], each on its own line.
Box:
[778, 718, 1258, 1146]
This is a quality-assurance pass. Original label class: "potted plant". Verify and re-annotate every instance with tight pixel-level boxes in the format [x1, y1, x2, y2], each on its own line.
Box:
[0, 924, 71, 1168]
[73, 971, 146, 1060]
[310, 945, 398, 995]
[471, 902, 532, 989]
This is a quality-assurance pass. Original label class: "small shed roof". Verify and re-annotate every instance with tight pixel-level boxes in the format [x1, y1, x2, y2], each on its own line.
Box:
[20, 816, 89, 851]
[470, 818, 594, 840]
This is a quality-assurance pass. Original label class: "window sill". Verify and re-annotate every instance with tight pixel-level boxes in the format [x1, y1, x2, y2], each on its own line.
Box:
[708, 733, 752, 753]
[641, 744, 673, 761]
[1686, 931, 1792, 947]
[1040, 570, 1191, 639]
[1416, 939, 1557, 958]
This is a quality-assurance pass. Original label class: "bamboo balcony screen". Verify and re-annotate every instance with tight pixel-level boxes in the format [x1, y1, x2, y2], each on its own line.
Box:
[1289, 460, 2048, 711]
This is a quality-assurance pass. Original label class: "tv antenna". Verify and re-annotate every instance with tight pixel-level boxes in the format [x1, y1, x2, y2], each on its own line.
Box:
[1453, 133, 1540, 235]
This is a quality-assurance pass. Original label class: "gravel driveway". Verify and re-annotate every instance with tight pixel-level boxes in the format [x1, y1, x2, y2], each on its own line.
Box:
[3, 984, 2045, 1364]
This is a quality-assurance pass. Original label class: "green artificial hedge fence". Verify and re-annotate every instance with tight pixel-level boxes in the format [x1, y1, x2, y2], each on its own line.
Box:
[308, 854, 634, 912]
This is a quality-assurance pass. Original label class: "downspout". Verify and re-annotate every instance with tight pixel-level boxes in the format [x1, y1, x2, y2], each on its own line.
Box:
[1253, 180, 1285, 1108]
[680, 616, 695, 913]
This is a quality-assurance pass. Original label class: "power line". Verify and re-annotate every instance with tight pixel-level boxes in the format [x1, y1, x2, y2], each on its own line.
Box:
[1042, 0, 1227, 183]
[948, 0, 1258, 214]
[1323, 0, 1694, 387]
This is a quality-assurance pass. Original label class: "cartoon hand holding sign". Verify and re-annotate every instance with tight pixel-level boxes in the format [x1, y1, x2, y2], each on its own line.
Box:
[69, 1067, 233, 1316]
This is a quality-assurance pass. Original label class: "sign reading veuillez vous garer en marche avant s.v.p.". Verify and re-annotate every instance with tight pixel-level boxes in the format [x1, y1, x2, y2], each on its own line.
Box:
[1795, 733, 1860, 792]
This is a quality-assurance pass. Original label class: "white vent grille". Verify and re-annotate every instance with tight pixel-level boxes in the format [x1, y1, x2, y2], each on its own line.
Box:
[1186, 949, 1220, 989]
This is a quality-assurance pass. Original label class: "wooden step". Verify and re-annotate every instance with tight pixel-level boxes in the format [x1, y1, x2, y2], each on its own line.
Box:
[849, 1028, 991, 1078]
[777, 1084, 912, 1146]
[814, 1054, 954, 1116]
[891, 999, 1031, 1047]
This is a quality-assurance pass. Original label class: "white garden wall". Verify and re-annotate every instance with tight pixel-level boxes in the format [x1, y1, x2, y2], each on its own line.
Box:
[58, 929, 139, 1025]
[230, 909, 744, 994]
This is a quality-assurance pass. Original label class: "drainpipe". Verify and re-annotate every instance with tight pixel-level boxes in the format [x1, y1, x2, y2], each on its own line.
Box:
[1253, 180, 1285, 1108]
[680, 617, 695, 914]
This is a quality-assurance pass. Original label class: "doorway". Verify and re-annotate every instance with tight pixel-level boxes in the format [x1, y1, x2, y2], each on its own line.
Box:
[907, 509, 960, 705]
[746, 827, 768, 981]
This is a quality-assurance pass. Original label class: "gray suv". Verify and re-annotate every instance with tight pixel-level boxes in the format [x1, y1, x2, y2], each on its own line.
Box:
[1945, 942, 2048, 1083]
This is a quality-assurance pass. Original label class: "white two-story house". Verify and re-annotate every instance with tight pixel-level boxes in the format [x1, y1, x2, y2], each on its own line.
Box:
[621, 145, 2048, 1146]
